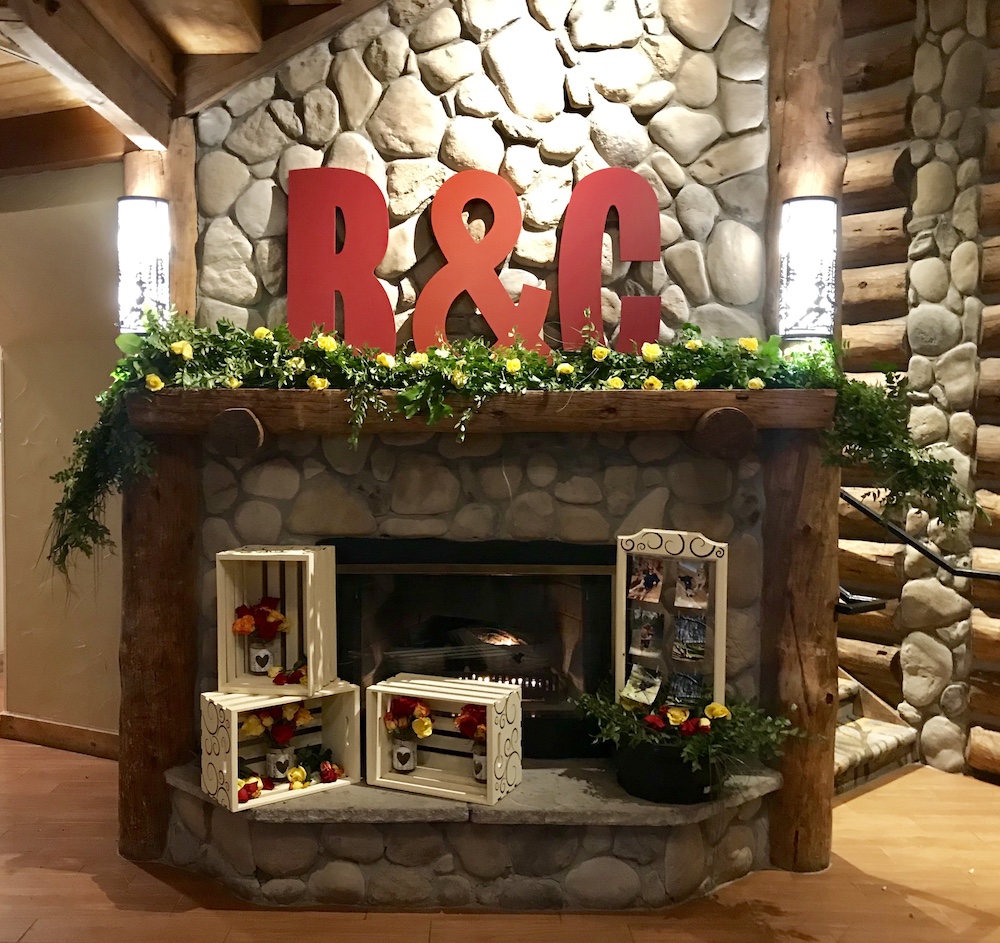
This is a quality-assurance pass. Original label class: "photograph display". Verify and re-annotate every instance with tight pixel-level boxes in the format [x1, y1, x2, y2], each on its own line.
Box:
[672, 612, 707, 663]
[627, 556, 665, 605]
[620, 664, 662, 706]
[674, 560, 709, 610]
[628, 609, 665, 658]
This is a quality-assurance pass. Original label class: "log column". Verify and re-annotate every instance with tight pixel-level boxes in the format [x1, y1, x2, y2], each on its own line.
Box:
[765, 0, 845, 872]
[119, 434, 200, 860]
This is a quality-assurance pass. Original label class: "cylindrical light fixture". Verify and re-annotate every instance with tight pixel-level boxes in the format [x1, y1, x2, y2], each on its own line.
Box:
[117, 196, 170, 333]
[777, 196, 839, 341]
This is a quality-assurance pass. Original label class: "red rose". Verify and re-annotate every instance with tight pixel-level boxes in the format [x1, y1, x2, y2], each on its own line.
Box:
[390, 696, 419, 718]
[679, 718, 699, 737]
[320, 761, 340, 783]
[643, 714, 667, 730]
[658, 704, 671, 717]
[235, 605, 253, 618]
[287, 669, 304, 684]
[260, 778, 275, 791]
[266, 707, 283, 720]
[237, 786, 251, 804]
[456, 714, 481, 739]
[260, 597, 280, 611]
[461, 704, 487, 725]
[272, 672, 288, 686]
[271, 722, 295, 745]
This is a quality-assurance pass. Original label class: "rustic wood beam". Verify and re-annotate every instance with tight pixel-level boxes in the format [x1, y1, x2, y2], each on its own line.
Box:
[837, 637, 903, 706]
[979, 237, 1000, 294]
[972, 609, 1000, 663]
[119, 434, 200, 861]
[977, 359, 1000, 422]
[978, 424, 1000, 480]
[839, 538, 904, 595]
[975, 490, 1000, 544]
[838, 486, 889, 540]
[167, 117, 197, 319]
[841, 262, 908, 325]
[842, 80, 910, 151]
[2, 0, 171, 148]
[841, 317, 908, 371]
[971, 670, 1000, 718]
[177, 0, 385, 114]
[838, 600, 900, 646]
[843, 21, 914, 94]
[762, 430, 840, 873]
[842, 209, 908, 269]
[842, 0, 915, 38]
[77, 0, 175, 94]
[843, 144, 907, 215]
[140, 0, 262, 55]
[125, 388, 838, 437]
[0, 106, 127, 176]
[968, 726, 1000, 776]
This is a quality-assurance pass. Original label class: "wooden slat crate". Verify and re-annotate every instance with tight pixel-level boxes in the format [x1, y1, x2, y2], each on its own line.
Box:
[201, 681, 360, 811]
[216, 545, 337, 696]
[366, 674, 522, 805]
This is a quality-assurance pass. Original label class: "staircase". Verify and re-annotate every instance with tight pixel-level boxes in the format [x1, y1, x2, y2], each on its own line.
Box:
[834, 671, 917, 794]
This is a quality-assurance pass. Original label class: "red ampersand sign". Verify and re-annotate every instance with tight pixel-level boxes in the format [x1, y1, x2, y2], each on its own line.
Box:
[286, 167, 396, 352]
[412, 170, 552, 353]
[558, 167, 662, 352]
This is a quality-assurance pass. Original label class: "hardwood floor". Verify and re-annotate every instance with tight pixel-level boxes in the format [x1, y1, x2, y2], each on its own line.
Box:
[2, 694, 1000, 941]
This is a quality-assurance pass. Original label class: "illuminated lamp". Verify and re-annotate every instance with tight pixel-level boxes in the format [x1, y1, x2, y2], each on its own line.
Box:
[117, 196, 170, 332]
[777, 196, 839, 341]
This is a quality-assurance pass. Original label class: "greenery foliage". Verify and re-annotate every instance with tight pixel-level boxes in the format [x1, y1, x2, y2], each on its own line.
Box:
[47, 309, 971, 571]
[575, 688, 797, 774]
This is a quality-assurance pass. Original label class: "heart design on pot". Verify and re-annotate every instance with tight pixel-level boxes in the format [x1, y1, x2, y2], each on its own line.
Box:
[396, 751, 409, 766]
[255, 654, 268, 668]
[275, 759, 289, 774]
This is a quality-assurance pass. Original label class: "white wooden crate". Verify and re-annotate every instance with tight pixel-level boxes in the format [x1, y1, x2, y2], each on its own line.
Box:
[216, 545, 337, 696]
[366, 674, 522, 805]
[201, 681, 360, 812]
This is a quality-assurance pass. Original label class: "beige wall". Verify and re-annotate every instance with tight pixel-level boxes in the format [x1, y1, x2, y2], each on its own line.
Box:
[0, 163, 124, 733]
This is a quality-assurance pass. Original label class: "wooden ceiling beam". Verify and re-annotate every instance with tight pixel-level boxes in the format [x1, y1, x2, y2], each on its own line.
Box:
[177, 0, 382, 114]
[137, 0, 262, 55]
[0, 106, 128, 176]
[2, 0, 172, 148]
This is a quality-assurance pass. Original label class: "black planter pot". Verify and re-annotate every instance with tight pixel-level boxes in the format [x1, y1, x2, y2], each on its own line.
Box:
[615, 742, 719, 804]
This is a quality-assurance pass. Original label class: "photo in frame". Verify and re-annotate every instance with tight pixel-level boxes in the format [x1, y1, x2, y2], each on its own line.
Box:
[620, 663, 662, 706]
[628, 609, 666, 658]
[674, 560, 710, 610]
[626, 555, 665, 605]
[671, 612, 708, 663]
[665, 670, 705, 706]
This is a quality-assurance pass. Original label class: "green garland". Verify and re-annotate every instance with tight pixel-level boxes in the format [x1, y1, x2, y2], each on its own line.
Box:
[47, 310, 970, 571]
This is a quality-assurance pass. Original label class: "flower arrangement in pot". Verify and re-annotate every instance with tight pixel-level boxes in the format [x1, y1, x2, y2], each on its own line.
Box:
[232, 595, 304, 684]
[454, 703, 489, 783]
[237, 701, 345, 786]
[576, 688, 796, 804]
[383, 696, 433, 774]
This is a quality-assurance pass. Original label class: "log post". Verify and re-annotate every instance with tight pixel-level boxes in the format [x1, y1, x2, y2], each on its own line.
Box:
[761, 431, 840, 873]
[119, 433, 200, 860]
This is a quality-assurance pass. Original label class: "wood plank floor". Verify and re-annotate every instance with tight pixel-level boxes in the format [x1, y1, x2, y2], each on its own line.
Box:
[2, 713, 1000, 941]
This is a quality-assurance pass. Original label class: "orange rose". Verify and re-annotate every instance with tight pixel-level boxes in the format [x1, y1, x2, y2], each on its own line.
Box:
[232, 614, 255, 635]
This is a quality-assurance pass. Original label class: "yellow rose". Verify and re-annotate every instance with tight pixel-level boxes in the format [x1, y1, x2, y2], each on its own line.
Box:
[316, 334, 338, 352]
[145, 374, 164, 391]
[286, 766, 307, 783]
[240, 715, 264, 738]
[451, 369, 468, 388]
[556, 362, 574, 376]
[705, 702, 732, 720]
[592, 346, 610, 362]
[253, 327, 273, 340]
[606, 375, 625, 390]
[685, 338, 703, 351]
[282, 704, 298, 722]
[666, 706, 690, 726]
[223, 377, 242, 389]
[289, 780, 307, 790]
[412, 716, 433, 739]
[294, 707, 313, 726]
[307, 375, 330, 391]
[267, 667, 283, 679]
[641, 342, 662, 362]
[286, 357, 306, 374]
[699, 717, 712, 731]
[169, 340, 194, 361]
[642, 376, 663, 391]
[747, 377, 765, 390]
[376, 352, 396, 369]
[407, 352, 429, 368]
[738, 337, 759, 353]
[674, 377, 698, 391]
[505, 357, 521, 374]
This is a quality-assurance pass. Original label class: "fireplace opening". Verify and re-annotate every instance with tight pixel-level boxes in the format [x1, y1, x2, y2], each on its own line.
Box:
[321, 538, 615, 758]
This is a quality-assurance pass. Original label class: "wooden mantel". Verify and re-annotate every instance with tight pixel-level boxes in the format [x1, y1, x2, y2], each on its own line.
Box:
[126, 388, 838, 435]
[118, 388, 841, 872]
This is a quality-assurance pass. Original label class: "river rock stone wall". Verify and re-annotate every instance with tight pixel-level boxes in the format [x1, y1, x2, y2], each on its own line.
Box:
[900, 0, 987, 772]
[195, 431, 764, 703]
[193, 0, 771, 347]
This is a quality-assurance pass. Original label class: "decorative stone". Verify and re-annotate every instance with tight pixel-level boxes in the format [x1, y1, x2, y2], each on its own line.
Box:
[269, 99, 302, 139]
[321, 823, 384, 863]
[243, 459, 300, 500]
[233, 501, 282, 545]
[557, 508, 610, 542]
[199, 297, 250, 331]
[276, 41, 332, 97]
[331, 49, 382, 130]
[631, 80, 676, 116]
[689, 129, 769, 185]
[212, 807, 255, 875]
[649, 107, 723, 165]
[529, 0, 573, 30]
[260, 878, 304, 904]
[942, 40, 987, 110]
[613, 828, 664, 864]
[252, 823, 319, 877]
[226, 106, 291, 164]
[660, 216, 683, 248]
[716, 174, 768, 222]
[526, 452, 559, 487]
[235, 180, 287, 241]
[564, 857, 640, 909]
[365, 29, 410, 82]
[307, 861, 366, 903]
[539, 112, 589, 162]
[662, 0, 733, 51]
[455, 73, 506, 117]
[326, 132, 388, 199]
[663, 242, 711, 303]
[513, 229, 558, 268]
[368, 76, 447, 158]
[964, 295, 984, 343]
[226, 77, 275, 117]
[386, 158, 449, 219]
[930, 0, 965, 32]
[899, 577, 972, 630]
[913, 161, 956, 217]
[714, 824, 754, 883]
[391, 456, 460, 514]
[568, 0, 642, 49]
[461, 0, 528, 41]
[565, 66, 593, 108]
[507, 490, 556, 538]
[934, 343, 978, 411]
[445, 824, 511, 879]
[419, 41, 482, 93]
[913, 42, 943, 95]
[589, 99, 652, 167]
[909, 257, 950, 303]
[287, 476, 376, 535]
[436, 875, 473, 906]
[667, 456, 733, 505]
[662, 823, 706, 900]
[951, 241, 980, 294]
[674, 52, 718, 108]
[197, 151, 250, 218]
[953, 187, 980, 240]
[500, 878, 563, 909]
[376, 215, 423, 279]
[912, 95, 942, 139]
[734, 0, 767, 28]
[706, 220, 763, 305]
[500, 144, 543, 194]
[448, 504, 496, 539]
[380, 518, 449, 537]
[411, 6, 461, 49]
[367, 864, 433, 905]
[389, 0, 450, 28]
[440, 116, 505, 173]
[483, 17, 564, 120]
[717, 24, 766, 80]
[198, 107, 232, 146]
[584, 48, 655, 102]
[200, 218, 258, 306]
[277, 144, 323, 193]
[920, 714, 966, 772]
[300, 87, 339, 145]
[717, 79, 764, 133]
[908, 405, 949, 446]
[675, 183, 720, 241]
[385, 824, 447, 866]
[907, 303, 963, 356]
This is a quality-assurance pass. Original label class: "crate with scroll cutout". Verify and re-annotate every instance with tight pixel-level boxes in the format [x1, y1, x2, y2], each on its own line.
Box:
[216, 545, 337, 697]
[366, 674, 522, 805]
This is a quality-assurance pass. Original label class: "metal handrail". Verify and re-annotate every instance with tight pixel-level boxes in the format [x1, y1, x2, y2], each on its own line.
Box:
[839, 489, 1000, 582]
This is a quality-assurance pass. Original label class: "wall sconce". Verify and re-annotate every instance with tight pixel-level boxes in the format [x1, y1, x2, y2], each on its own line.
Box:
[777, 196, 839, 341]
[117, 196, 170, 333]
